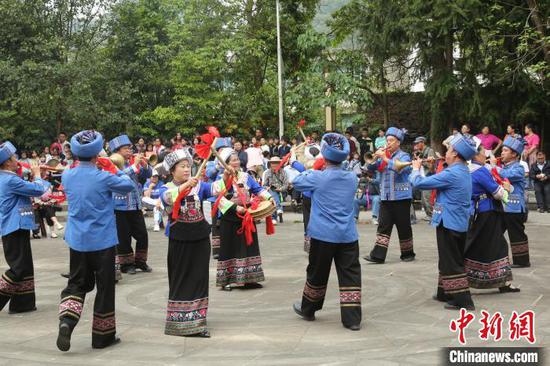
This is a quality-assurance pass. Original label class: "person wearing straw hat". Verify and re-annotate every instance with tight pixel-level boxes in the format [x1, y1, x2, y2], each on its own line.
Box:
[292, 133, 362, 331]
[56, 130, 135, 351]
[263, 156, 289, 225]
[490, 136, 530, 268]
[109, 134, 153, 276]
[0, 141, 49, 314]
[364, 127, 416, 264]
[410, 134, 476, 310]
[158, 149, 224, 338]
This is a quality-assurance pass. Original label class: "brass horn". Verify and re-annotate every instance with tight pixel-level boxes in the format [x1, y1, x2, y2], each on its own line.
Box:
[147, 154, 158, 166]
[109, 153, 125, 170]
[393, 160, 412, 172]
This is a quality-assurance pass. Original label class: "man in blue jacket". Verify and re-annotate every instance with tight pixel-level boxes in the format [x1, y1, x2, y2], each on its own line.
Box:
[292, 133, 362, 331]
[410, 134, 476, 310]
[57, 130, 135, 352]
[110, 134, 152, 275]
[492, 136, 530, 267]
[0, 141, 50, 313]
[364, 127, 416, 263]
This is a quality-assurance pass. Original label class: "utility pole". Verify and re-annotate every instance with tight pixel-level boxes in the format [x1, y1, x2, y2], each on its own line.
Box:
[276, 0, 284, 139]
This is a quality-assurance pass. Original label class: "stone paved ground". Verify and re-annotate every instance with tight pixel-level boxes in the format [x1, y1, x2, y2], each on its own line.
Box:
[0, 211, 548, 365]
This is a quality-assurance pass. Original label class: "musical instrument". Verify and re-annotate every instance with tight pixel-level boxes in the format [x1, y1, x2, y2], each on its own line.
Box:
[109, 153, 126, 170]
[247, 200, 276, 220]
[39, 159, 65, 173]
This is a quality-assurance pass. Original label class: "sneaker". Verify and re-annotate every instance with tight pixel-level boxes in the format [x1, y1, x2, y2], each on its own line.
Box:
[51, 232, 58, 238]
[372, 218, 379, 225]
[277, 209, 283, 214]
[56, 223, 64, 230]
[153, 224, 160, 232]
[272, 219, 278, 226]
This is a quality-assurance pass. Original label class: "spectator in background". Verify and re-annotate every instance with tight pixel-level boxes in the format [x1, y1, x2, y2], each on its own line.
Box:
[412, 136, 436, 220]
[476, 126, 502, 157]
[233, 140, 248, 170]
[50, 146, 62, 163]
[374, 128, 387, 150]
[245, 138, 265, 177]
[346, 127, 361, 155]
[504, 124, 522, 141]
[344, 152, 362, 176]
[270, 137, 280, 157]
[29, 150, 40, 167]
[523, 124, 540, 169]
[358, 128, 372, 162]
[260, 137, 270, 154]
[255, 129, 263, 141]
[345, 130, 358, 155]
[134, 137, 147, 154]
[263, 156, 289, 224]
[153, 137, 165, 156]
[530, 151, 550, 213]
[278, 136, 291, 158]
[19, 151, 30, 165]
[461, 123, 473, 139]
[443, 127, 460, 148]
[310, 131, 320, 143]
[58, 132, 70, 151]
[171, 132, 184, 150]
[145, 143, 155, 158]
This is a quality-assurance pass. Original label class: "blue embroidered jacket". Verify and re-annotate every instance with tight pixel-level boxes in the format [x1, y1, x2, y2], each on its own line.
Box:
[470, 162, 501, 215]
[497, 161, 526, 213]
[113, 162, 152, 211]
[0, 171, 51, 236]
[410, 162, 472, 233]
[62, 162, 135, 251]
[293, 165, 358, 244]
[368, 149, 412, 201]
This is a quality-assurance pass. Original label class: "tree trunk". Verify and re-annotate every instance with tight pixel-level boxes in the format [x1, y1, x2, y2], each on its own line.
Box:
[526, 0, 550, 65]
[379, 65, 389, 128]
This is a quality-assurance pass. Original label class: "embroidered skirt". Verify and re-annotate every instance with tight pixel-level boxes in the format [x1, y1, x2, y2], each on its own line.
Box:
[216, 209, 265, 287]
[165, 236, 210, 336]
[465, 211, 513, 289]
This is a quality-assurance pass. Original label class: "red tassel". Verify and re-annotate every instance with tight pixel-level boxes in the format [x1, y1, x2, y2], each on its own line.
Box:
[265, 216, 275, 235]
[430, 160, 445, 206]
[172, 187, 191, 221]
[274, 152, 291, 173]
[237, 211, 256, 245]
[377, 150, 391, 172]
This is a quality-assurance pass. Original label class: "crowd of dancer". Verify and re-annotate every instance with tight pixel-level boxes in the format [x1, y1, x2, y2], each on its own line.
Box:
[0, 123, 543, 352]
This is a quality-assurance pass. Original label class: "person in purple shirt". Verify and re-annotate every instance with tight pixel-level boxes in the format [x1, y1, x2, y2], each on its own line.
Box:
[475, 126, 502, 156]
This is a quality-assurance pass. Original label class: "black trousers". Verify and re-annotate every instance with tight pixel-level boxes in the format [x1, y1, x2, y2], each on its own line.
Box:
[301, 239, 362, 327]
[502, 212, 530, 266]
[369, 199, 415, 261]
[0, 229, 35, 312]
[59, 246, 116, 348]
[435, 225, 474, 307]
[115, 210, 149, 268]
[302, 196, 311, 252]
[165, 236, 210, 336]
[534, 182, 550, 210]
[211, 214, 220, 258]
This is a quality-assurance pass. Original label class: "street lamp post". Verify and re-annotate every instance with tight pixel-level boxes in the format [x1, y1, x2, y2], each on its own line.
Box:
[276, 0, 284, 139]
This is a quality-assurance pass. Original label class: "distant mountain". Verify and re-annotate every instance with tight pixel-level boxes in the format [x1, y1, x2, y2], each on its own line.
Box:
[312, 0, 351, 33]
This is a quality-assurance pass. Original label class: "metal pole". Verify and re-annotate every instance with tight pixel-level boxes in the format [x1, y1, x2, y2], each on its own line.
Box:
[276, 0, 284, 139]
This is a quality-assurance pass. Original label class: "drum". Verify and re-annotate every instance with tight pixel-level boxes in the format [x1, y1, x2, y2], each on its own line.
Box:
[247, 200, 276, 220]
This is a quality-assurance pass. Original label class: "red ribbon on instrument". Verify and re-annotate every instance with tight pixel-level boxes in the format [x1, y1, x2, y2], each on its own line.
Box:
[491, 167, 510, 187]
[211, 174, 274, 245]
[97, 157, 118, 174]
[312, 157, 326, 170]
[274, 152, 291, 173]
[377, 150, 391, 172]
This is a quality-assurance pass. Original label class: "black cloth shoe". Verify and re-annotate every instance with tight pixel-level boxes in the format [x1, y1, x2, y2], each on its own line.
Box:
[511, 263, 531, 268]
[363, 255, 384, 264]
[221, 285, 232, 291]
[293, 302, 315, 321]
[135, 263, 152, 273]
[60, 272, 70, 279]
[32, 233, 41, 239]
[499, 285, 521, 293]
[56, 323, 72, 352]
[344, 324, 361, 331]
[243, 283, 263, 289]
[444, 301, 475, 311]
[401, 256, 415, 262]
[92, 336, 121, 349]
[121, 265, 137, 275]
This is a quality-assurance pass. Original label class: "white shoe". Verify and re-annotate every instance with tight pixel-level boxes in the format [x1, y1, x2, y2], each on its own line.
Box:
[277, 209, 283, 214]
[56, 224, 64, 230]
[372, 219, 379, 225]
[153, 225, 160, 232]
[272, 219, 278, 226]
[51, 232, 58, 238]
